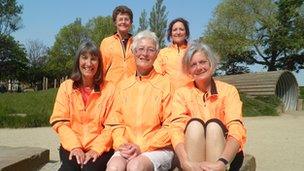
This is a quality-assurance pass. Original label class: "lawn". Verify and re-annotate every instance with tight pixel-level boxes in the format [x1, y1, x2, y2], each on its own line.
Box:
[0, 88, 282, 128]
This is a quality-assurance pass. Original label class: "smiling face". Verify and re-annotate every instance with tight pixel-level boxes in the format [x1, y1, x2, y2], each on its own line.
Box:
[188, 51, 213, 81]
[171, 21, 187, 45]
[115, 13, 132, 34]
[79, 52, 99, 81]
[134, 38, 158, 75]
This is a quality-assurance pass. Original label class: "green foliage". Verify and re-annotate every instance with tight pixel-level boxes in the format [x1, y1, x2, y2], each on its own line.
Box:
[137, 9, 148, 33]
[0, 0, 23, 35]
[86, 16, 116, 45]
[0, 34, 28, 80]
[46, 18, 87, 79]
[0, 88, 57, 128]
[202, 0, 304, 73]
[46, 16, 116, 79]
[241, 94, 281, 116]
[149, 0, 168, 48]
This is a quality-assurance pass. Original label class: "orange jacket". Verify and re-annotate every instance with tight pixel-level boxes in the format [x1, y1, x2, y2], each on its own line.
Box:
[100, 33, 136, 83]
[107, 69, 173, 152]
[154, 43, 192, 89]
[170, 79, 246, 149]
[49, 79, 115, 154]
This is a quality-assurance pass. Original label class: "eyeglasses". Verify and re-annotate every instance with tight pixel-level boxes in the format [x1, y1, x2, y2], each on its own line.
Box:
[136, 47, 157, 54]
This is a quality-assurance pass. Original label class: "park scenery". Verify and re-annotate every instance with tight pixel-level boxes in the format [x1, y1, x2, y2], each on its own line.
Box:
[1, 0, 304, 170]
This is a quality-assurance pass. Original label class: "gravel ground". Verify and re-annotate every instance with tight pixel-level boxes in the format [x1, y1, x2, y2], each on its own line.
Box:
[1, 110, 304, 171]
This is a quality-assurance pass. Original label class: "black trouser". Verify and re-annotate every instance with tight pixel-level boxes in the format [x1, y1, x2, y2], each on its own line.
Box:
[185, 118, 244, 171]
[58, 146, 114, 171]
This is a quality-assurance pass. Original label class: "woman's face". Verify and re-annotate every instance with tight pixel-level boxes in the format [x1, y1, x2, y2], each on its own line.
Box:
[79, 52, 99, 80]
[171, 21, 187, 44]
[188, 51, 212, 81]
[115, 13, 132, 34]
[134, 38, 158, 72]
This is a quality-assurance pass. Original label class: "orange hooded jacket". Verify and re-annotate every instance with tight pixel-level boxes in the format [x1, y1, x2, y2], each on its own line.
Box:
[154, 43, 191, 89]
[107, 69, 173, 152]
[50, 79, 115, 154]
[100, 33, 136, 84]
[170, 79, 246, 150]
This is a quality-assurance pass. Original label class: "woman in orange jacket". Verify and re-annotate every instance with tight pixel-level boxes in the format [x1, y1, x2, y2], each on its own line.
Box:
[170, 41, 246, 171]
[100, 5, 136, 84]
[50, 40, 115, 171]
[106, 30, 174, 171]
[154, 18, 192, 89]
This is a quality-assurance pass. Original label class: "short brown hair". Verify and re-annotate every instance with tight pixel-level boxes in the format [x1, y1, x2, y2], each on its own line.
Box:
[112, 5, 133, 23]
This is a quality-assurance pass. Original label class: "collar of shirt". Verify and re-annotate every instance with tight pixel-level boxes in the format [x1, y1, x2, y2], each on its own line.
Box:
[190, 78, 218, 102]
[135, 68, 157, 82]
[169, 42, 188, 50]
[113, 32, 133, 41]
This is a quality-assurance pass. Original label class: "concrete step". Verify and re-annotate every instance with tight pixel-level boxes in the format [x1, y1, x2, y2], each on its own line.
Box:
[39, 160, 60, 171]
[0, 146, 49, 171]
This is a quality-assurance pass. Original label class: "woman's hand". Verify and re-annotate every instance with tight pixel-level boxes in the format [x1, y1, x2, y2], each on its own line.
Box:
[118, 143, 141, 160]
[200, 161, 226, 171]
[69, 148, 85, 166]
[181, 160, 204, 171]
[84, 149, 99, 165]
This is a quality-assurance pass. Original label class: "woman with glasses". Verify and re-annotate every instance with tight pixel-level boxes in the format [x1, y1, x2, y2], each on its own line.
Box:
[106, 30, 174, 171]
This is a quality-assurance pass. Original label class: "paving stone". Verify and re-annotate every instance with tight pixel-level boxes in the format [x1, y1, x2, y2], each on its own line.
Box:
[0, 146, 49, 171]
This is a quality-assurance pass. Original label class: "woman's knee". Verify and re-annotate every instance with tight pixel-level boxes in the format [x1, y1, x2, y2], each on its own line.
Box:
[185, 118, 205, 138]
[127, 155, 153, 171]
[106, 156, 127, 171]
[205, 119, 226, 146]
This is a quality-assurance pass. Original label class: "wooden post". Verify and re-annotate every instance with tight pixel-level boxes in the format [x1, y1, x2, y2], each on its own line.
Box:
[42, 77, 45, 90]
[297, 99, 303, 111]
[54, 79, 57, 88]
[45, 77, 48, 90]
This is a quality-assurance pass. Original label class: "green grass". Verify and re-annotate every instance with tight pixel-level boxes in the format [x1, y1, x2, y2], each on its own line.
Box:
[241, 94, 281, 117]
[0, 89, 57, 128]
[300, 86, 304, 99]
[0, 88, 282, 128]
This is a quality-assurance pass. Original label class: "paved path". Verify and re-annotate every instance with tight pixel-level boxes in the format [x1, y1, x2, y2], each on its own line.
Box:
[0, 111, 304, 171]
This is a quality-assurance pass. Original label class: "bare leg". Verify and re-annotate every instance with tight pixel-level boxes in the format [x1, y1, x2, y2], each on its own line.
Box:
[185, 119, 206, 162]
[127, 155, 154, 171]
[106, 156, 127, 171]
[205, 122, 225, 162]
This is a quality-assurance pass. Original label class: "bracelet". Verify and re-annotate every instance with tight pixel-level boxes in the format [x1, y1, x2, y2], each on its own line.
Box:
[217, 157, 229, 165]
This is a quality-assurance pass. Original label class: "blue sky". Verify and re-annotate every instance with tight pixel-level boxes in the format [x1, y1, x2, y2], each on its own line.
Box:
[12, 0, 303, 85]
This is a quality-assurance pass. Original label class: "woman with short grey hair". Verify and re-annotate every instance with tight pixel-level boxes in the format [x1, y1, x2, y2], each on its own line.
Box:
[107, 30, 174, 171]
[170, 41, 246, 171]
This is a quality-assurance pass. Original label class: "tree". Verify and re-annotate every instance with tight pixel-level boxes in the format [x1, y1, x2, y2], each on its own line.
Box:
[47, 18, 87, 79]
[0, 34, 28, 80]
[25, 39, 49, 86]
[0, 0, 23, 35]
[86, 16, 115, 45]
[149, 0, 168, 48]
[202, 0, 304, 73]
[137, 9, 148, 33]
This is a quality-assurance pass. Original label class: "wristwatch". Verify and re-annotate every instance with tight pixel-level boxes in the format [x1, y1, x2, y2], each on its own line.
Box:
[217, 157, 229, 166]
